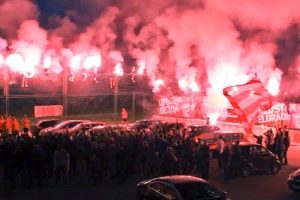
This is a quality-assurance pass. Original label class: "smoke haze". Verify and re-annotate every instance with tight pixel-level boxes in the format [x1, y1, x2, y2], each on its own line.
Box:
[1, 0, 300, 113]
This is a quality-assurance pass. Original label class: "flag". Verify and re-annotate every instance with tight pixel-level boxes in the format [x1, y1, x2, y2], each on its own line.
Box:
[223, 79, 274, 136]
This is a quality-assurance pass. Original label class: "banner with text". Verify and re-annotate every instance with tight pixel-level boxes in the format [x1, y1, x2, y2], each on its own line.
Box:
[34, 105, 63, 118]
[257, 103, 300, 128]
[157, 96, 203, 118]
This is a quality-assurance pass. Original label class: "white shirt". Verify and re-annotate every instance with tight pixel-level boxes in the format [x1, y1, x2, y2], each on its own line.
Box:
[217, 139, 225, 154]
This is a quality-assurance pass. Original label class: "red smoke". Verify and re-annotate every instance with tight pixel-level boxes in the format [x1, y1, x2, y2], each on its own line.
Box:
[0, 0, 300, 113]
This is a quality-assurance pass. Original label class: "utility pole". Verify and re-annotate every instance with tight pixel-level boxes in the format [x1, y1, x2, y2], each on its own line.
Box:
[113, 75, 119, 122]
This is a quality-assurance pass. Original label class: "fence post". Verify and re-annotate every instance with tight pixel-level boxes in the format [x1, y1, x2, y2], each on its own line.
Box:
[3, 68, 9, 115]
[132, 92, 135, 122]
[113, 75, 119, 122]
[63, 73, 68, 117]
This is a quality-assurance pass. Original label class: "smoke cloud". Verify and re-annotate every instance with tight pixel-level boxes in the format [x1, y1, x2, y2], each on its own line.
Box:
[1, 0, 300, 114]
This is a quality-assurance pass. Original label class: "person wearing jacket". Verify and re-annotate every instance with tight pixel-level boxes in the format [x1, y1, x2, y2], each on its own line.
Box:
[54, 144, 69, 186]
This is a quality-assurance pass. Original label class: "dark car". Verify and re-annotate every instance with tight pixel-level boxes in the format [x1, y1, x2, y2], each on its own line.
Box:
[288, 169, 300, 193]
[187, 125, 220, 137]
[197, 131, 249, 159]
[31, 119, 63, 136]
[127, 119, 165, 131]
[230, 142, 281, 177]
[165, 122, 186, 132]
[136, 175, 229, 200]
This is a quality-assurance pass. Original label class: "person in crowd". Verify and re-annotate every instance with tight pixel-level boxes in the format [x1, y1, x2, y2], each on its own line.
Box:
[283, 130, 290, 165]
[222, 144, 232, 184]
[121, 108, 128, 126]
[253, 133, 263, 145]
[231, 140, 241, 157]
[216, 135, 225, 170]
[11, 117, 20, 137]
[3, 116, 12, 136]
[23, 114, 30, 135]
[198, 141, 210, 181]
[53, 144, 69, 186]
[0, 116, 4, 135]
[264, 129, 274, 151]
[161, 147, 178, 176]
[275, 129, 284, 164]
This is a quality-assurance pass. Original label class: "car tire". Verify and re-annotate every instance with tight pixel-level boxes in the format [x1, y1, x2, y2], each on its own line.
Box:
[271, 163, 280, 174]
[241, 166, 251, 177]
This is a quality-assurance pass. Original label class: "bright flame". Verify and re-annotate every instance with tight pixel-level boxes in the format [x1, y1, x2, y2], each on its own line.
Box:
[113, 62, 124, 76]
[70, 55, 81, 70]
[138, 60, 146, 74]
[84, 55, 101, 70]
[153, 79, 165, 93]
[43, 56, 51, 69]
[268, 77, 280, 96]
[5, 53, 25, 73]
[178, 79, 200, 93]
[208, 113, 219, 125]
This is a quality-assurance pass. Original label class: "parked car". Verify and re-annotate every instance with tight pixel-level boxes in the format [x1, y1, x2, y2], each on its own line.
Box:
[68, 121, 107, 134]
[187, 125, 220, 137]
[200, 131, 249, 159]
[288, 168, 300, 193]
[39, 120, 90, 135]
[230, 142, 281, 177]
[165, 122, 186, 132]
[31, 119, 63, 136]
[136, 175, 229, 200]
[127, 119, 165, 131]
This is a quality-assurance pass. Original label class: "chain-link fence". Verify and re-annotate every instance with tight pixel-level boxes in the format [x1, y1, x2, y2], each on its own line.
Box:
[0, 74, 155, 122]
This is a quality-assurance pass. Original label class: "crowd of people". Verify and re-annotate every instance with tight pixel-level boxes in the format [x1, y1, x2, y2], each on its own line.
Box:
[0, 117, 291, 191]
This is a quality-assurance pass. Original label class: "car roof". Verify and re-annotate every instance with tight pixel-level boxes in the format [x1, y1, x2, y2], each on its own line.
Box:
[212, 131, 243, 134]
[37, 118, 61, 122]
[188, 125, 218, 127]
[238, 142, 262, 147]
[152, 175, 207, 184]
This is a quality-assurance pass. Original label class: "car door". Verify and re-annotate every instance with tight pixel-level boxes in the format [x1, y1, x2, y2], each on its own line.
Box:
[148, 182, 169, 200]
[252, 145, 273, 170]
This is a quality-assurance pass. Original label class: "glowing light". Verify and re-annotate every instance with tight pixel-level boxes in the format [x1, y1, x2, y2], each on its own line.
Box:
[190, 81, 200, 92]
[43, 56, 51, 69]
[70, 55, 81, 70]
[113, 62, 124, 76]
[268, 77, 280, 96]
[208, 113, 220, 125]
[84, 55, 101, 70]
[138, 60, 146, 74]
[153, 79, 165, 93]
[178, 79, 200, 93]
[5, 53, 25, 73]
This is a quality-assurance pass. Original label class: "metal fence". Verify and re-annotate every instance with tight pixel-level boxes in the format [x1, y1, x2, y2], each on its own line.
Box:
[0, 74, 155, 122]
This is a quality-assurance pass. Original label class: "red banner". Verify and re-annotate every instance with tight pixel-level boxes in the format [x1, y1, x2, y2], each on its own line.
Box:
[34, 105, 63, 118]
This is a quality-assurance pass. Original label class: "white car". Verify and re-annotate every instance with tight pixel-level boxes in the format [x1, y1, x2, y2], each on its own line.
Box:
[39, 120, 90, 135]
[68, 121, 107, 134]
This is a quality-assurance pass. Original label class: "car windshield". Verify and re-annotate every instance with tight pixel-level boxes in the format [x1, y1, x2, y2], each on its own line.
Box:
[53, 121, 79, 129]
[176, 182, 224, 200]
[202, 132, 218, 141]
